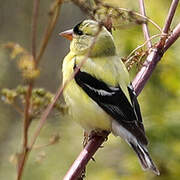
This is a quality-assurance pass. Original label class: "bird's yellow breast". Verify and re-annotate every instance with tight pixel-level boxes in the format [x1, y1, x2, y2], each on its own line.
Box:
[63, 80, 112, 131]
[62, 52, 111, 131]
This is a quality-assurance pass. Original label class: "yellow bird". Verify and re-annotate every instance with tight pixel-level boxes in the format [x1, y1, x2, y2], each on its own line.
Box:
[60, 19, 159, 175]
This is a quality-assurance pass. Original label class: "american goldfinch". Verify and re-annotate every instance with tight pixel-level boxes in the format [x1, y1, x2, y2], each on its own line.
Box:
[60, 20, 159, 175]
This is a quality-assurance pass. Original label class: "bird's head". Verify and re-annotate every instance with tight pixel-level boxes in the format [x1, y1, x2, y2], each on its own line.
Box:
[60, 20, 116, 57]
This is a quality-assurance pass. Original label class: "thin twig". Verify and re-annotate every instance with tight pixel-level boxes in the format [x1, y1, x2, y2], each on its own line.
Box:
[162, 0, 179, 34]
[138, 0, 152, 48]
[95, 0, 162, 32]
[118, 7, 162, 32]
[73, 0, 162, 33]
[17, 0, 40, 179]
[126, 33, 166, 61]
[32, 0, 40, 59]
[29, 84, 63, 149]
[164, 22, 180, 50]
[17, 82, 33, 180]
[133, 0, 179, 96]
[158, 0, 179, 48]
[36, 0, 63, 66]
[132, 48, 160, 96]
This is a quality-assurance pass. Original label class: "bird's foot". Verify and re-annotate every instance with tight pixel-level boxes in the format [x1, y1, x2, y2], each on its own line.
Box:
[83, 130, 109, 147]
[88, 130, 110, 142]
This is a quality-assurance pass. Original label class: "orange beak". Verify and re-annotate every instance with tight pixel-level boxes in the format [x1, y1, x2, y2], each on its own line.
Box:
[59, 29, 73, 41]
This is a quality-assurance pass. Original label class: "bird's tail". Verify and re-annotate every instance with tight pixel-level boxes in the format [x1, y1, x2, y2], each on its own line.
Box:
[129, 141, 160, 175]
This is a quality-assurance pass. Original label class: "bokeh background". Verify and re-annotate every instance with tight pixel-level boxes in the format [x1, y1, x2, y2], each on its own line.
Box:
[0, 0, 180, 179]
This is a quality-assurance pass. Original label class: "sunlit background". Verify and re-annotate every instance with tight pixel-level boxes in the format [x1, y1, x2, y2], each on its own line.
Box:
[0, 0, 180, 179]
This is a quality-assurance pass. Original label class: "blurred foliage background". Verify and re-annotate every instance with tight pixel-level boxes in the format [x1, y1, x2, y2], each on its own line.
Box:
[0, 0, 180, 179]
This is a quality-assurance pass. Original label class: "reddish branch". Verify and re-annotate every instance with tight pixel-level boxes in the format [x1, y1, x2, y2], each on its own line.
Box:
[162, 0, 179, 34]
[138, 0, 152, 48]
[165, 22, 180, 50]
[133, 0, 179, 95]
[63, 131, 110, 180]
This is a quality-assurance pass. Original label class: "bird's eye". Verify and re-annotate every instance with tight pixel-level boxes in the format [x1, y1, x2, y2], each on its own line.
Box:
[73, 22, 83, 36]
[75, 29, 83, 35]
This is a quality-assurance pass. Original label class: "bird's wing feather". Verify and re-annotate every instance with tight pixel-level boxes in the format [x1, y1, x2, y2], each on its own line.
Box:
[128, 84, 145, 133]
[74, 68, 148, 145]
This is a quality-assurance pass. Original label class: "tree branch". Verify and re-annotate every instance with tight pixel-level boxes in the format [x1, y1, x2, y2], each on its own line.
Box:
[157, 0, 179, 49]
[63, 132, 110, 180]
[32, 0, 40, 59]
[36, 0, 63, 66]
[162, 0, 179, 34]
[164, 22, 180, 50]
[17, 83, 33, 180]
[133, 0, 179, 95]
[132, 48, 162, 95]
[138, 0, 152, 48]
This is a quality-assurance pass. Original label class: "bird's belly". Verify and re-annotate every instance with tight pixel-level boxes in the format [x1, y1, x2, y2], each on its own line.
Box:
[63, 80, 111, 131]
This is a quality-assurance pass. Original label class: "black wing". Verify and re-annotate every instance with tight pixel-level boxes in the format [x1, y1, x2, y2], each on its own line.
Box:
[74, 69, 148, 145]
[128, 84, 145, 133]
